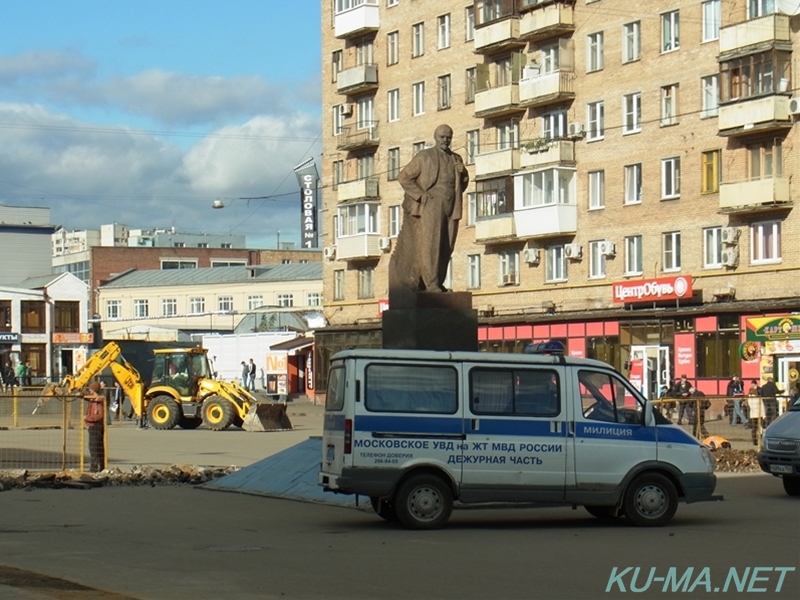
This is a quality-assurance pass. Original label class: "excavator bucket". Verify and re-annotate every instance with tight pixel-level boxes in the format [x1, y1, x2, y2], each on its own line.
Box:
[241, 402, 293, 432]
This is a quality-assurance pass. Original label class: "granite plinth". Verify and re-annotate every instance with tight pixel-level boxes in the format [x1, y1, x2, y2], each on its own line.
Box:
[382, 291, 477, 351]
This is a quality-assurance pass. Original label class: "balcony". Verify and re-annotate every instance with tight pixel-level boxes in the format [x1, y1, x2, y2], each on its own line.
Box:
[474, 17, 525, 54]
[337, 177, 379, 203]
[519, 3, 575, 43]
[475, 213, 516, 244]
[717, 95, 791, 136]
[519, 139, 574, 169]
[719, 177, 792, 213]
[475, 147, 520, 179]
[336, 64, 378, 95]
[336, 122, 380, 151]
[513, 202, 577, 239]
[719, 13, 790, 57]
[335, 233, 382, 260]
[474, 84, 523, 118]
[519, 70, 575, 107]
[334, 0, 379, 39]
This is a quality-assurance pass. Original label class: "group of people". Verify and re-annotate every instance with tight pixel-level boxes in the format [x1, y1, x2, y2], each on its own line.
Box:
[1, 360, 33, 389]
[659, 374, 711, 436]
[240, 358, 257, 392]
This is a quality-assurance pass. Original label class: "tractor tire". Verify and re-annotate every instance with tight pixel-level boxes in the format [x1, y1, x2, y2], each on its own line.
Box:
[622, 472, 678, 527]
[203, 396, 234, 431]
[178, 416, 203, 430]
[147, 396, 180, 430]
[394, 474, 453, 530]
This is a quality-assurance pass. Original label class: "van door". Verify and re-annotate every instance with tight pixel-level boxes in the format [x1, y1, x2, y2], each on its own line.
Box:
[460, 363, 568, 503]
[568, 368, 656, 492]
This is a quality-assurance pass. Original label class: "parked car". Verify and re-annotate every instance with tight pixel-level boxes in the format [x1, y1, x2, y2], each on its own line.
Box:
[757, 397, 800, 496]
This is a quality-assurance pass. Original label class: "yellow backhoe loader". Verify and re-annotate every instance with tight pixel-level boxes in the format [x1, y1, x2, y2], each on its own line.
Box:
[39, 342, 291, 432]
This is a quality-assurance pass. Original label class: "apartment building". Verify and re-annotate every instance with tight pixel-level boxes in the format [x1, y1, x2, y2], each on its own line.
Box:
[318, 0, 800, 398]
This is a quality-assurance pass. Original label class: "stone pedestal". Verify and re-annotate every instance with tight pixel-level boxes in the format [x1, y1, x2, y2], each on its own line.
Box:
[382, 291, 477, 351]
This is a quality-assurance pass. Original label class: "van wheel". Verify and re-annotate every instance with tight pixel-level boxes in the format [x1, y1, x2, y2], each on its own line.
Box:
[783, 476, 800, 496]
[370, 497, 399, 522]
[203, 396, 234, 430]
[585, 505, 619, 520]
[623, 473, 678, 527]
[394, 474, 453, 530]
[147, 396, 180, 430]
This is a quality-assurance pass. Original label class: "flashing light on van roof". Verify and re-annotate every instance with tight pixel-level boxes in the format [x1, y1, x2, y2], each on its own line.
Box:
[524, 340, 566, 355]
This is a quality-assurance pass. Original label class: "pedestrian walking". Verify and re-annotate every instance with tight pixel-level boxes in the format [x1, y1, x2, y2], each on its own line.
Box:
[248, 358, 257, 392]
[747, 380, 763, 446]
[760, 377, 782, 427]
[726, 375, 747, 426]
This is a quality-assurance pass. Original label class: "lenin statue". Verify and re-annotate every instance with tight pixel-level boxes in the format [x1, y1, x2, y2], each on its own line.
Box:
[389, 124, 470, 301]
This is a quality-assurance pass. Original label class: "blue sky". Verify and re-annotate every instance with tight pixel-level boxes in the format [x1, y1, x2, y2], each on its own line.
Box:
[0, 0, 322, 248]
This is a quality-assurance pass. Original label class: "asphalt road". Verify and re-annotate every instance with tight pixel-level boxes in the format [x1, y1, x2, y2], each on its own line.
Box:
[0, 473, 797, 600]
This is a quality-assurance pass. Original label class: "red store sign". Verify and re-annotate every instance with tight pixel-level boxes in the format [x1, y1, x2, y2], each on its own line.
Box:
[612, 276, 692, 304]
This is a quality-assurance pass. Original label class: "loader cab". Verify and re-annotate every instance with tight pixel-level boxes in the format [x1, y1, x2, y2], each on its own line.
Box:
[151, 348, 212, 397]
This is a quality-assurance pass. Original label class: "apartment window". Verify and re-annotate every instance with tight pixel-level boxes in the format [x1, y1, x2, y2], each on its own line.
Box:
[357, 39, 374, 66]
[588, 170, 605, 209]
[172, 242, 185, 248]
[332, 50, 343, 83]
[247, 295, 263, 311]
[465, 67, 476, 103]
[356, 96, 374, 129]
[413, 141, 426, 154]
[387, 0, 398, 6]
[0, 301, 10, 332]
[466, 129, 479, 165]
[333, 269, 345, 301]
[197, 242, 208, 248]
[467, 254, 481, 289]
[625, 236, 643, 275]
[189, 297, 205, 314]
[622, 21, 641, 63]
[623, 92, 641, 133]
[661, 157, 681, 199]
[218, 296, 233, 312]
[749, 140, 782, 179]
[540, 43, 558, 74]
[19, 300, 45, 334]
[662, 10, 680, 52]
[438, 74, 451, 110]
[702, 1, 720, 42]
[661, 84, 678, 126]
[161, 298, 177, 317]
[275, 294, 293, 308]
[499, 251, 519, 286]
[663, 232, 681, 272]
[412, 81, 425, 115]
[542, 110, 567, 140]
[387, 31, 399, 65]
[332, 160, 344, 189]
[54, 301, 80, 333]
[624, 164, 642, 205]
[587, 101, 604, 140]
[412, 22, 424, 57]
[476, 177, 513, 217]
[589, 241, 607, 279]
[338, 203, 380, 236]
[701, 75, 719, 118]
[106, 300, 121, 320]
[702, 150, 721, 194]
[465, 6, 475, 41]
[389, 204, 401, 237]
[721, 51, 790, 102]
[357, 153, 374, 179]
[220, 243, 232, 249]
[307, 293, 322, 307]
[497, 121, 519, 150]
[438, 14, 450, 49]
[587, 32, 604, 72]
[520, 169, 574, 207]
[134, 299, 149, 318]
[466, 192, 477, 226]
[388, 88, 400, 122]
[210, 260, 246, 268]
[161, 260, 196, 269]
[704, 227, 723, 268]
[388, 147, 401, 180]
[358, 267, 374, 299]
[333, 104, 344, 136]
[751, 220, 781, 263]
[749, 0, 776, 18]
[545, 246, 567, 283]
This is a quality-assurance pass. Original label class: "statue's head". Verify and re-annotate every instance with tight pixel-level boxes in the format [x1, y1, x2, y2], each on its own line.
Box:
[434, 125, 453, 152]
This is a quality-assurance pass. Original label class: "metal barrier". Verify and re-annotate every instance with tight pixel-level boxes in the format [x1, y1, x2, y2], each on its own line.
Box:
[0, 387, 105, 473]
[652, 395, 793, 445]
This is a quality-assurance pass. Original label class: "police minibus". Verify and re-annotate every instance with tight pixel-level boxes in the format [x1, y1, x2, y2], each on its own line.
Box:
[319, 342, 718, 529]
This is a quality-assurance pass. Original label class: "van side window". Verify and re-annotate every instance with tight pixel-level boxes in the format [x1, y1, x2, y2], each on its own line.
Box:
[578, 370, 643, 424]
[365, 364, 458, 414]
[326, 366, 346, 411]
[470, 368, 560, 416]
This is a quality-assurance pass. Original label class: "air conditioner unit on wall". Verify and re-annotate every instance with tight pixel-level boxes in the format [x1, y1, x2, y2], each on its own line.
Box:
[721, 246, 739, 267]
[379, 237, 392, 251]
[564, 243, 582, 259]
[523, 248, 540, 264]
[568, 122, 585, 138]
[323, 246, 337, 260]
[721, 226, 740, 245]
[790, 97, 800, 115]
[600, 240, 616, 257]
[502, 272, 518, 286]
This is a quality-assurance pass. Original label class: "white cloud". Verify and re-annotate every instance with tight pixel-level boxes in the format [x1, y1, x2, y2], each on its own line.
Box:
[0, 50, 95, 84]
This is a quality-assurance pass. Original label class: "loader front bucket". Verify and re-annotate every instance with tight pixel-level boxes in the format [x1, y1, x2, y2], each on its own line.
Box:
[241, 402, 293, 432]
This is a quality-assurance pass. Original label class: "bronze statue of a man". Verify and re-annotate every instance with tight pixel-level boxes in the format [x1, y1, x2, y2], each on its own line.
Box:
[389, 124, 470, 297]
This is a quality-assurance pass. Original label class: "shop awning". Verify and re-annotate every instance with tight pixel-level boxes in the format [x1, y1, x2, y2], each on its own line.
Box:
[269, 337, 314, 356]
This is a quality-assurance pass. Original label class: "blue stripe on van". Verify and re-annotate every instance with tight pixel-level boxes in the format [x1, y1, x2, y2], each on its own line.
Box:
[471, 419, 562, 437]
[354, 415, 463, 435]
